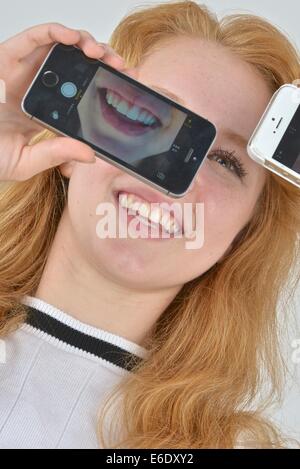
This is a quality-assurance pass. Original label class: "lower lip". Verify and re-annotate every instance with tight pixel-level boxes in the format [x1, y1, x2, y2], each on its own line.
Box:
[113, 191, 181, 241]
[98, 88, 160, 137]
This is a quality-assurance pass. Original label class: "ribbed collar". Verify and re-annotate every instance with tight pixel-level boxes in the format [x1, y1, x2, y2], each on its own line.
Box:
[20, 295, 149, 373]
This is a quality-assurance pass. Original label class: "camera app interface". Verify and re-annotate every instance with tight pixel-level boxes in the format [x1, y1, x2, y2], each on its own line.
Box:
[273, 104, 300, 174]
[24, 44, 216, 192]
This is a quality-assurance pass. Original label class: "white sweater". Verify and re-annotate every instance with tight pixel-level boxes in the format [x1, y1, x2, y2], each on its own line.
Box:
[0, 295, 149, 449]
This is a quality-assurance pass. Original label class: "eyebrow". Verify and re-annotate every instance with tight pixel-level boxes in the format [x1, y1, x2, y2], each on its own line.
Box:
[150, 85, 248, 149]
[220, 129, 248, 149]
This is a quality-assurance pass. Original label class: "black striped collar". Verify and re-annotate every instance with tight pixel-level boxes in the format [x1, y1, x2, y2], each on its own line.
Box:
[21, 296, 148, 373]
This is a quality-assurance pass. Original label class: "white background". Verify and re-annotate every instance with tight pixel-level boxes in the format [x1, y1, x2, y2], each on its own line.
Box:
[0, 0, 299, 443]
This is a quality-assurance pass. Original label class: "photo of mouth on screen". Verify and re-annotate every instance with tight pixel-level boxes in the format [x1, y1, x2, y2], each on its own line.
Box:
[77, 68, 187, 167]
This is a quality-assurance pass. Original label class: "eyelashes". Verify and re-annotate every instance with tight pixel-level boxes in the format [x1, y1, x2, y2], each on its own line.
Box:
[207, 147, 248, 179]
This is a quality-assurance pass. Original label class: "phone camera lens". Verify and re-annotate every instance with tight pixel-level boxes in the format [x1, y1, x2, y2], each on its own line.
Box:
[42, 71, 59, 87]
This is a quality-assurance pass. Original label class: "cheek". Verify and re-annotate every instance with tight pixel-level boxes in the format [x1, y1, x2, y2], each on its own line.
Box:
[69, 159, 114, 201]
[66, 159, 118, 244]
[194, 166, 255, 249]
[174, 178, 254, 282]
[203, 192, 241, 248]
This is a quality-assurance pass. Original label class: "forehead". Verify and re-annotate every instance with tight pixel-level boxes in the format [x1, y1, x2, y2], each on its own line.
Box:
[137, 36, 272, 142]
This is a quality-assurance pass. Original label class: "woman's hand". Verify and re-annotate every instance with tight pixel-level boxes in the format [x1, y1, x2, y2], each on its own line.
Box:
[0, 23, 127, 182]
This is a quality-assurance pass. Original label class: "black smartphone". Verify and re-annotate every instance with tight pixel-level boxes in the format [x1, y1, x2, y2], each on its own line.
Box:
[21, 43, 217, 197]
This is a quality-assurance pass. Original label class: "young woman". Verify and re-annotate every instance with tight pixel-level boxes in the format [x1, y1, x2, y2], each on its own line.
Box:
[0, 0, 299, 449]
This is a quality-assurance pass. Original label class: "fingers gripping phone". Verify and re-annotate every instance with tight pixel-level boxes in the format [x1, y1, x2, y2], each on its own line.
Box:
[247, 83, 300, 189]
[21, 43, 217, 198]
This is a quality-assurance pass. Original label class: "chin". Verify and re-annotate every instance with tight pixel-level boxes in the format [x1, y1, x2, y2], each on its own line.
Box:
[93, 236, 156, 277]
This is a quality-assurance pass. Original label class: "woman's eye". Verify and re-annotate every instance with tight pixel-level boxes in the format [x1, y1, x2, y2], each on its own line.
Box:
[207, 148, 248, 179]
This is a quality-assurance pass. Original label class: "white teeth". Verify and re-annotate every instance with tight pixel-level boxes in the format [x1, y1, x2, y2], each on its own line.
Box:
[131, 201, 141, 211]
[119, 193, 127, 206]
[137, 202, 150, 219]
[173, 222, 180, 233]
[119, 193, 134, 208]
[136, 214, 152, 229]
[116, 100, 129, 116]
[136, 109, 147, 122]
[112, 93, 119, 107]
[106, 90, 158, 126]
[148, 207, 161, 224]
[106, 92, 113, 105]
[127, 106, 140, 120]
[118, 193, 181, 235]
[161, 213, 171, 232]
[170, 219, 181, 234]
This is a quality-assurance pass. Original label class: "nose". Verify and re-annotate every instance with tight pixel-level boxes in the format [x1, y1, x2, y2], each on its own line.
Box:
[187, 180, 195, 193]
[186, 167, 204, 194]
[187, 170, 202, 192]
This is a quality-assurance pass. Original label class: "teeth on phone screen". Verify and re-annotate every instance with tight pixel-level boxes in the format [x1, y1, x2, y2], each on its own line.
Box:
[106, 89, 157, 125]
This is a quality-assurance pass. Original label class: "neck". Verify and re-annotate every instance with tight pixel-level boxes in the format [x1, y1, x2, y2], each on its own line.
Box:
[35, 208, 181, 348]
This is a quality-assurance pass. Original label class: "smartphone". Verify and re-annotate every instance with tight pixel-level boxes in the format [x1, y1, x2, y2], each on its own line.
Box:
[247, 83, 300, 189]
[21, 43, 217, 198]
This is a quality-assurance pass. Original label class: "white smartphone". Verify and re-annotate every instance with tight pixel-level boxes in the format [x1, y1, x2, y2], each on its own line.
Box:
[247, 83, 300, 188]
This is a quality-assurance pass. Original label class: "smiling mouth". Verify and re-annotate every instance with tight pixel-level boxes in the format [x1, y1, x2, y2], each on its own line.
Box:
[98, 88, 162, 137]
[113, 190, 183, 239]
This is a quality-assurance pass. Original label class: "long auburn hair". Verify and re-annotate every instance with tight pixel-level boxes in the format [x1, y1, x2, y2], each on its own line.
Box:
[1, 0, 300, 448]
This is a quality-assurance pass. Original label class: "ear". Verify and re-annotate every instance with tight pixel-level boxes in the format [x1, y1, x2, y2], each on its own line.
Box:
[58, 161, 76, 179]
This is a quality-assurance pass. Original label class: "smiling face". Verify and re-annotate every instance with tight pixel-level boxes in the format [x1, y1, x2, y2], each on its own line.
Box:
[59, 36, 273, 291]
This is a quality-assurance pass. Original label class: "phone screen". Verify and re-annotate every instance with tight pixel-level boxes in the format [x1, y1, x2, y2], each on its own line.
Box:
[273, 104, 300, 174]
[22, 43, 216, 196]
